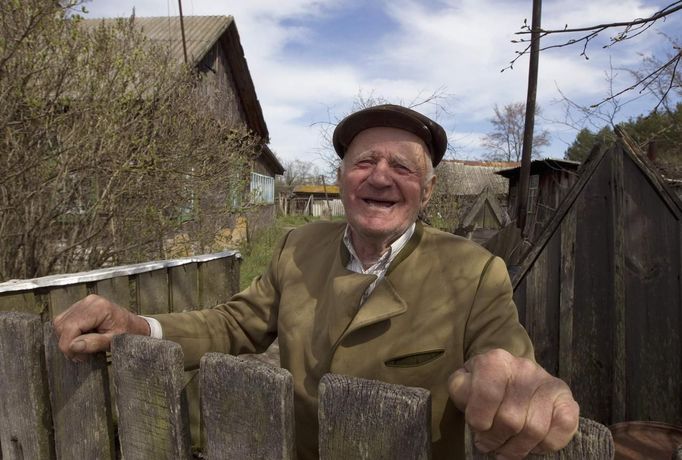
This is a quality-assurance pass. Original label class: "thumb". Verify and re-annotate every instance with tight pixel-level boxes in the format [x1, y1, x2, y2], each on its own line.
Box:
[69, 332, 113, 356]
[448, 368, 472, 411]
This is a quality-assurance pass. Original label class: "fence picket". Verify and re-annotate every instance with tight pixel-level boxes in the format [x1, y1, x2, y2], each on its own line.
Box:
[43, 323, 115, 460]
[318, 373, 431, 460]
[465, 417, 614, 459]
[111, 335, 191, 460]
[200, 353, 295, 459]
[0, 312, 54, 460]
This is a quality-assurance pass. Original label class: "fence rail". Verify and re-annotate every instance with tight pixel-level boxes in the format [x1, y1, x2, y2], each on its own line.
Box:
[0, 250, 241, 319]
[0, 311, 614, 459]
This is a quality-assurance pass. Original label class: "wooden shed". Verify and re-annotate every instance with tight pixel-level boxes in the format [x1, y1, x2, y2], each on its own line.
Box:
[287, 185, 344, 217]
[497, 159, 580, 242]
[431, 160, 515, 241]
[511, 141, 682, 427]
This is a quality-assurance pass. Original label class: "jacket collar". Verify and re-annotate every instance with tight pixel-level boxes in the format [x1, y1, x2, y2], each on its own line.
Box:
[330, 222, 424, 347]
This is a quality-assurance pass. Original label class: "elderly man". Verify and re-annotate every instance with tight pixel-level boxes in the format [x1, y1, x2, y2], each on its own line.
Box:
[55, 104, 578, 460]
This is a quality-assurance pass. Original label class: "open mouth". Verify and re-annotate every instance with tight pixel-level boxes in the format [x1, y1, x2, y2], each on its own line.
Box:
[363, 198, 396, 208]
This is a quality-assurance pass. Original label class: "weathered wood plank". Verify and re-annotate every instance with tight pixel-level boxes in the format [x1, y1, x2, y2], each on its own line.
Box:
[0, 291, 39, 314]
[48, 284, 88, 318]
[168, 263, 201, 449]
[465, 417, 614, 459]
[198, 257, 239, 307]
[558, 206, 576, 386]
[95, 276, 131, 309]
[621, 151, 682, 425]
[169, 263, 199, 312]
[43, 323, 114, 460]
[0, 312, 54, 460]
[318, 373, 431, 460]
[571, 152, 616, 424]
[200, 353, 295, 459]
[610, 147, 626, 423]
[524, 231, 561, 376]
[512, 143, 607, 288]
[136, 270, 170, 315]
[111, 335, 191, 460]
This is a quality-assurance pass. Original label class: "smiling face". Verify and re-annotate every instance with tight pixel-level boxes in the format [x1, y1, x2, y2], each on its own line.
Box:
[340, 127, 435, 249]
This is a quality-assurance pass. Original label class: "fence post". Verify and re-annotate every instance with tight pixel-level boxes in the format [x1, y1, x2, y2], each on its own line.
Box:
[0, 312, 54, 460]
[465, 417, 615, 459]
[199, 353, 295, 459]
[318, 374, 432, 460]
[111, 335, 191, 460]
[43, 323, 115, 459]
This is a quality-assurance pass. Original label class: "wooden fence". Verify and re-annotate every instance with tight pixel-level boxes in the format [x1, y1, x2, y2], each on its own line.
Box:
[0, 251, 243, 450]
[0, 311, 615, 459]
[0, 251, 242, 319]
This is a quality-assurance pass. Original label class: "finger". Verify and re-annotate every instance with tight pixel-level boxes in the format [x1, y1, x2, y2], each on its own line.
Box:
[534, 393, 580, 453]
[498, 381, 576, 458]
[56, 296, 113, 357]
[448, 368, 472, 411]
[465, 350, 511, 433]
[57, 312, 104, 358]
[493, 387, 554, 458]
[69, 332, 113, 357]
[474, 358, 541, 452]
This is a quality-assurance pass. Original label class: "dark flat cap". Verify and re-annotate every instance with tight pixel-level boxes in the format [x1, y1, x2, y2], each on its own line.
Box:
[332, 104, 448, 166]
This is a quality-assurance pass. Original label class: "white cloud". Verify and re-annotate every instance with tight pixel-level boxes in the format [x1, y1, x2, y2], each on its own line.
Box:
[83, 0, 681, 165]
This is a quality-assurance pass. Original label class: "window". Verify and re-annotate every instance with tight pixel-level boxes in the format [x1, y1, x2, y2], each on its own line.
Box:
[250, 172, 275, 204]
[527, 174, 539, 215]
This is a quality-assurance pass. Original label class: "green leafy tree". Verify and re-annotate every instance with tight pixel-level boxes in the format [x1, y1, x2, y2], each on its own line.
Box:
[563, 103, 681, 183]
[563, 126, 615, 162]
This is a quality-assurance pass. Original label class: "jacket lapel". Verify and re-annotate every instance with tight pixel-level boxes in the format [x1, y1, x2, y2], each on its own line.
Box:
[340, 277, 408, 340]
[318, 242, 377, 352]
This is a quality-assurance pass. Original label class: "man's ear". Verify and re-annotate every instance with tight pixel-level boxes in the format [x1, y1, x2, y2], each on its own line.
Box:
[421, 175, 436, 208]
[336, 165, 343, 192]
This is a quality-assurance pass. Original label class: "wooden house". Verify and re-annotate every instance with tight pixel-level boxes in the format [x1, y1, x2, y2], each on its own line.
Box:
[81, 16, 284, 226]
[286, 185, 344, 217]
[430, 160, 516, 242]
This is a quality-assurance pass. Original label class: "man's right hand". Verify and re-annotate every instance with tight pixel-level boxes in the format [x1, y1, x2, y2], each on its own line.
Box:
[53, 294, 150, 362]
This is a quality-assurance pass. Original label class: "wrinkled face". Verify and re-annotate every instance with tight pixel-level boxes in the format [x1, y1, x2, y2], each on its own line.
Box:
[340, 127, 435, 243]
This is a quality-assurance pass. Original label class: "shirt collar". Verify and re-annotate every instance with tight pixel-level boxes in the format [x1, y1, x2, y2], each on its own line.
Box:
[343, 222, 416, 274]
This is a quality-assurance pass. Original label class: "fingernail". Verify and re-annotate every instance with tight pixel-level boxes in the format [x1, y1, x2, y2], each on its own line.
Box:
[71, 340, 86, 352]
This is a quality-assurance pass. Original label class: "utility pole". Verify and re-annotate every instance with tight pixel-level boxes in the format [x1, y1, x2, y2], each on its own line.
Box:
[517, 0, 542, 234]
[178, 0, 188, 66]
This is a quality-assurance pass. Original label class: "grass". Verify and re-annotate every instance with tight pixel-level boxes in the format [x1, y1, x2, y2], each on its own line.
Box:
[238, 214, 344, 290]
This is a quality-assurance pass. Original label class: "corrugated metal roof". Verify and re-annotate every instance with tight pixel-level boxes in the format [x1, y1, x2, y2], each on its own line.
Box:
[293, 185, 340, 195]
[81, 16, 233, 65]
[437, 160, 512, 195]
[80, 16, 284, 176]
[496, 159, 581, 178]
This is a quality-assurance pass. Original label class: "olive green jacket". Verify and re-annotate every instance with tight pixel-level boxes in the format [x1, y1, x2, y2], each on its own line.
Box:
[153, 221, 534, 459]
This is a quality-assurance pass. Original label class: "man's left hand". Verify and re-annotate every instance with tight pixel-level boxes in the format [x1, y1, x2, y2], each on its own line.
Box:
[448, 348, 579, 459]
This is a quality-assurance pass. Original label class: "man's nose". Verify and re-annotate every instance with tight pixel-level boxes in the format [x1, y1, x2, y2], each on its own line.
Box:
[367, 160, 392, 187]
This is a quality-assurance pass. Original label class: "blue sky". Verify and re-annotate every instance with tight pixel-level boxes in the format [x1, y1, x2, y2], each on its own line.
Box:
[83, 0, 681, 170]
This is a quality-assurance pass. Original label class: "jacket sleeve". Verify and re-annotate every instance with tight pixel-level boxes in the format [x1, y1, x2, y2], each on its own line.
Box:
[150, 231, 290, 369]
[463, 255, 535, 362]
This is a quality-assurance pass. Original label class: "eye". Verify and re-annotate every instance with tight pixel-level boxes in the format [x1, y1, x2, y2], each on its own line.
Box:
[354, 158, 375, 168]
[392, 162, 413, 175]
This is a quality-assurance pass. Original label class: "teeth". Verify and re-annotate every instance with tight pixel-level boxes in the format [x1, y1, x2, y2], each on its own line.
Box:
[365, 199, 393, 208]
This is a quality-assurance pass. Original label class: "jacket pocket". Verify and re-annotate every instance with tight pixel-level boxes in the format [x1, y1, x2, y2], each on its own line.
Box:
[384, 349, 445, 368]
